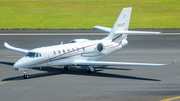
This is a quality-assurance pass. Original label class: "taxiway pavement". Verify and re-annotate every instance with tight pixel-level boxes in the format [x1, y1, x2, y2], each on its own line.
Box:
[0, 32, 180, 101]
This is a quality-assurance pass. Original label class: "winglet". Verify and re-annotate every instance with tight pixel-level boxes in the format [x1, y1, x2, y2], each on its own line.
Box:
[4, 42, 11, 49]
[164, 61, 177, 66]
[4, 42, 29, 54]
[172, 61, 177, 64]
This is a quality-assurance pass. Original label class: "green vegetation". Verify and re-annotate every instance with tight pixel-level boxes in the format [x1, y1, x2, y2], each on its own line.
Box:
[0, 0, 180, 29]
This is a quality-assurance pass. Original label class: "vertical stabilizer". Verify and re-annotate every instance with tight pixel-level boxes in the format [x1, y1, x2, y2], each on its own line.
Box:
[107, 7, 132, 43]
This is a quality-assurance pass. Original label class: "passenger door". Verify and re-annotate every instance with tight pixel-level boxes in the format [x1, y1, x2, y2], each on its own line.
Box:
[47, 51, 53, 65]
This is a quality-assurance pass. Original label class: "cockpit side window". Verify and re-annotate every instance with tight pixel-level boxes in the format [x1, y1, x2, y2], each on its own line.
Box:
[27, 52, 36, 57]
[25, 52, 30, 57]
[25, 52, 42, 58]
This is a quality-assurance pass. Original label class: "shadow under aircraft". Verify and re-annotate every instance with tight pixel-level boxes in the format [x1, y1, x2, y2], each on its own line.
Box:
[1, 61, 160, 82]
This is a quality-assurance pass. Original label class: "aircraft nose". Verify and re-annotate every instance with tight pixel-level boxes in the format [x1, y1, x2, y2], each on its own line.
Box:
[13, 57, 27, 69]
[13, 61, 21, 68]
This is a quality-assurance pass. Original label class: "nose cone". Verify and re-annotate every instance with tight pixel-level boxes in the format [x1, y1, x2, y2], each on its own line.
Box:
[13, 61, 22, 68]
[13, 57, 28, 69]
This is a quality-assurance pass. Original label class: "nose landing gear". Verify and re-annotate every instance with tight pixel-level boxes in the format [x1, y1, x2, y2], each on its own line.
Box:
[23, 71, 28, 79]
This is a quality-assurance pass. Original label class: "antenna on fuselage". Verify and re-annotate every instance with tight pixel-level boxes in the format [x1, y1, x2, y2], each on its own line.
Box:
[61, 41, 63, 45]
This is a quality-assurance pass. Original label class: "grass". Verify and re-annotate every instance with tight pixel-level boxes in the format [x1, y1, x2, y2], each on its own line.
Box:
[0, 0, 180, 29]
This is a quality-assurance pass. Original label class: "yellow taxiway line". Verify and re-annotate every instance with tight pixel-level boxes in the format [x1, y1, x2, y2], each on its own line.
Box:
[161, 96, 180, 101]
[0, 78, 22, 85]
[0, 80, 13, 84]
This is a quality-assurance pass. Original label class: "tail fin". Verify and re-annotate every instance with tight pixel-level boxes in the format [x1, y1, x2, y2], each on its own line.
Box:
[94, 7, 160, 43]
[107, 7, 132, 43]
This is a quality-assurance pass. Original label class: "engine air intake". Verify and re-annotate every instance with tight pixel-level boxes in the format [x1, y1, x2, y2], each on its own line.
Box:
[97, 43, 104, 52]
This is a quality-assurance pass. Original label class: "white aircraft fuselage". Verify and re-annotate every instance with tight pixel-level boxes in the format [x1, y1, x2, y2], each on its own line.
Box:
[13, 38, 127, 69]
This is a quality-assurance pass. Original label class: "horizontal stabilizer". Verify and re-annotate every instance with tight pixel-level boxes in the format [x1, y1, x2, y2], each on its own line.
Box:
[93, 26, 111, 33]
[115, 31, 160, 34]
[4, 42, 29, 54]
[73, 61, 176, 66]
[93, 27, 160, 35]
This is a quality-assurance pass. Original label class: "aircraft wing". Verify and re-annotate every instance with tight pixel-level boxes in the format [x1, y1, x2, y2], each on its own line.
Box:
[93, 26, 112, 33]
[73, 61, 176, 66]
[4, 42, 29, 54]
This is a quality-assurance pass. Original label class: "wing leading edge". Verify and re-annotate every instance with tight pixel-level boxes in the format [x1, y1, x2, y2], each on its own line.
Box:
[4, 42, 29, 54]
[73, 61, 176, 66]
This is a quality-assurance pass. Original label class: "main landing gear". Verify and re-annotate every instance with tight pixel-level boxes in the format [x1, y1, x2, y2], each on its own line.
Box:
[61, 65, 95, 72]
[87, 66, 95, 73]
[61, 65, 71, 70]
[23, 70, 29, 79]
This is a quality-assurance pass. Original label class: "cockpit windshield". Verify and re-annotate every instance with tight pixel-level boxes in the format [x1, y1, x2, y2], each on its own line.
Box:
[25, 52, 42, 58]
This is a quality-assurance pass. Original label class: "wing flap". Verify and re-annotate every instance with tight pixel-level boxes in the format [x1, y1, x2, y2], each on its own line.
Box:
[4, 42, 29, 54]
[73, 61, 176, 66]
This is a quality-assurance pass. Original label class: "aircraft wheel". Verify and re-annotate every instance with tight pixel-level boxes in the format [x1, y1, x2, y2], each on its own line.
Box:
[64, 65, 71, 70]
[23, 74, 29, 79]
[23, 71, 29, 79]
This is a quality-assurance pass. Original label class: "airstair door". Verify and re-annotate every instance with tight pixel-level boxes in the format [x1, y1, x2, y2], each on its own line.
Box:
[47, 51, 53, 65]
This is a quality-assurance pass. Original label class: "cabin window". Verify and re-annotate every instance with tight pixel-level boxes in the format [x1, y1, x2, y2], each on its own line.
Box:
[58, 50, 61, 54]
[82, 47, 85, 51]
[72, 48, 74, 52]
[77, 48, 79, 51]
[53, 51, 56, 55]
[68, 49, 70, 53]
[63, 50, 65, 54]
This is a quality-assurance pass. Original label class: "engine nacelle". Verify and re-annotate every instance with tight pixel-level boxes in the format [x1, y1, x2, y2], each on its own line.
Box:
[96, 43, 105, 52]
[70, 39, 90, 43]
[96, 41, 123, 54]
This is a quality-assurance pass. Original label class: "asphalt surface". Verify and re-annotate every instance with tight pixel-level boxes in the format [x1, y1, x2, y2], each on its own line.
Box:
[0, 31, 180, 101]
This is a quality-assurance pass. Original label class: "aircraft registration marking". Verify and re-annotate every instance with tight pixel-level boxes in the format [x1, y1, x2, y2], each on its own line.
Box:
[118, 23, 125, 27]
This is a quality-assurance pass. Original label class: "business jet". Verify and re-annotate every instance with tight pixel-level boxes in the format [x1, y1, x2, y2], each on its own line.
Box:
[4, 7, 175, 79]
